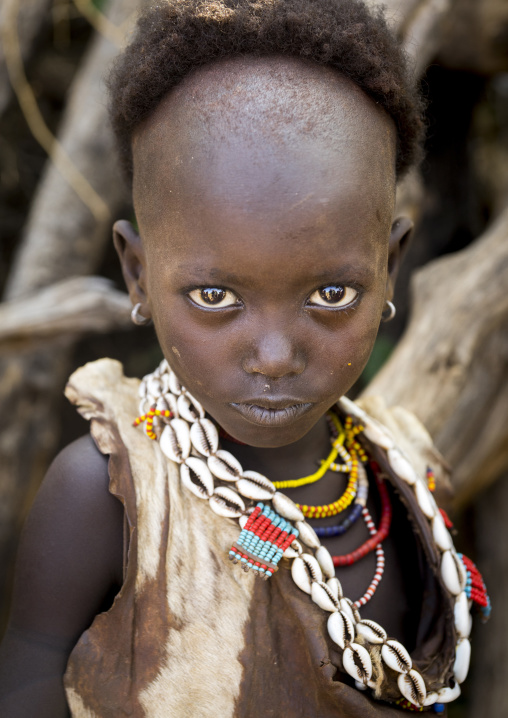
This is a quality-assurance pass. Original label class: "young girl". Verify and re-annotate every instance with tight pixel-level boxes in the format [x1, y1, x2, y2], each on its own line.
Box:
[0, 1, 489, 716]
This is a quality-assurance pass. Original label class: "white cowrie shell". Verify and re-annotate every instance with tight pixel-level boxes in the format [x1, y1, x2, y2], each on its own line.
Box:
[168, 371, 183, 395]
[272, 492, 304, 523]
[423, 692, 438, 707]
[177, 392, 205, 422]
[381, 640, 412, 673]
[455, 550, 467, 590]
[326, 577, 343, 600]
[147, 376, 163, 397]
[160, 419, 191, 464]
[338, 396, 367, 421]
[237, 471, 276, 501]
[356, 619, 387, 645]
[160, 372, 171, 394]
[138, 378, 147, 398]
[339, 598, 358, 625]
[163, 393, 179, 417]
[180, 457, 214, 499]
[397, 670, 427, 707]
[387, 448, 418, 486]
[208, 450, 243, 482]
[316, 545, 335, 579]
[291, 554, 322, 594]
[239, 514, 249, 529]
[209, 486, 245, 518]
[355, 681, 368, 691]
[441, 550, 466, 596]
[311, 581, 340, 612]
[155, 396, 173, 422]
[342, 643, 372, 683]
[454, 591, 472, 638]
[453, 638, 471, 684]
[362, 418, 394, 450]
[327, 610, 355, 649]
[432, 512, 453, 551]
[146, 394, 157, 410]
[414, 480, 437, 519]
[138, 397, 151, 416]
[296, 521, 321, 550]
[190, 418, 219, 457]
[283, 539, 303, 559]
[437, 681, 461, 703]
[345, 597, 361, 623]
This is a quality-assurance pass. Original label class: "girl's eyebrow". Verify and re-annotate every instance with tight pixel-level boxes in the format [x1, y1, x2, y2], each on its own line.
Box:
[308, 265, 377, 282]
[173, 264, 376, 285]
[173, 266, 244, 283]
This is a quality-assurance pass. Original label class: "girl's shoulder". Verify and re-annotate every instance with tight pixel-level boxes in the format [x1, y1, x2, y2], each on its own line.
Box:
[6, 434, 123, 650]
[0, 435, 124, 714]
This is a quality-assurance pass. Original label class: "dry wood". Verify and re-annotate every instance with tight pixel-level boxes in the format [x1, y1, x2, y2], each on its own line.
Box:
[438, 0, 508, 74]
[4, 0, 139, 299]
[469, 473, 508, 718]
[0, 0, 141, 625]
[366, 0, 452, 75]
[0, 0, 52, 116]
[0, 277, 131, 348]
[362, 206, 508, 508]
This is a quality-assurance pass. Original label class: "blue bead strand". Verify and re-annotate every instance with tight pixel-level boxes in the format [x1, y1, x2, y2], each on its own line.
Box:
[314, 502, 364, 537]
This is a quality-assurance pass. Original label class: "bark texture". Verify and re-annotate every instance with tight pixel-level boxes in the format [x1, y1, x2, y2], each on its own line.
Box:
[0, 0, 507, 711]
[470, 472, 508, 718]
[0, 0, 52, 116]
[362, 207, 508, 508]
[0, 277, 131, 347]
[0, 0, 140, 618]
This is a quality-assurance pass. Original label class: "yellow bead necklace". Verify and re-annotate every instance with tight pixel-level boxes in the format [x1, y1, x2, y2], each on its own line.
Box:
[272, 412, 346, 490]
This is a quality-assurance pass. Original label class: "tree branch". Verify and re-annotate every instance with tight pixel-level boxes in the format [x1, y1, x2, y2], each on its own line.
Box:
[362, 206, 508, 507]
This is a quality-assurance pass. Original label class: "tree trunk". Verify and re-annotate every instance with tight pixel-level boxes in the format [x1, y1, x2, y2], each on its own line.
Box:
[0, 0, 140, 624]
[362, 206, 508, 508]
[469, 473, 508, 718]
[0, 0, 52, 116]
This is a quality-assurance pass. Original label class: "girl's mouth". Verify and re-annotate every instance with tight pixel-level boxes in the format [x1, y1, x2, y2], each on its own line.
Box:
[229, 402, 313, 427]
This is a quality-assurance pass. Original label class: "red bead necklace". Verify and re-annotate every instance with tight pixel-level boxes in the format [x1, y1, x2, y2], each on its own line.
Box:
[332, 472, 392, 567]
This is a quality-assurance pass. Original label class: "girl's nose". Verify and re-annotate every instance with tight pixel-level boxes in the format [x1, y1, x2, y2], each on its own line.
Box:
[242, 328, 305, 379]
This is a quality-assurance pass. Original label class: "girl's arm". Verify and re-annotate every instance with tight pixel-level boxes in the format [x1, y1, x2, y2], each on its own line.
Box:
[0, 435, 124, 717]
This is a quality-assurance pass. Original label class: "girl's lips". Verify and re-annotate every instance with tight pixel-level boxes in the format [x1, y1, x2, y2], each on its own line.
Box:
[229, 402, 313, 427]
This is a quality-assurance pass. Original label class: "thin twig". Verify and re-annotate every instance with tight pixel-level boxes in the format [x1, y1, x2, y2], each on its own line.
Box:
[1, 0, 110, 222]
[72, 0, 124, 47]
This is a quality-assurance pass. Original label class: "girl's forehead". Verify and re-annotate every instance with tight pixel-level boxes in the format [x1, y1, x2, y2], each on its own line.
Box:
[132, 55, 396, 237]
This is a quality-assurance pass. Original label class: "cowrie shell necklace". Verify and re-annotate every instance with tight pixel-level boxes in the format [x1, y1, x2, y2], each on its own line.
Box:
[135, 359, 480, 712]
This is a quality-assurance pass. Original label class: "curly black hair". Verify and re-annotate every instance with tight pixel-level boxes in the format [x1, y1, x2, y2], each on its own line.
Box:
[108, 0, 424, 181]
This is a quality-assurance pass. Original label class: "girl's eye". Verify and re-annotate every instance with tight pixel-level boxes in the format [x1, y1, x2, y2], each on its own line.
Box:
[188, 287, 239, 308]
[308, 285, 359, 308]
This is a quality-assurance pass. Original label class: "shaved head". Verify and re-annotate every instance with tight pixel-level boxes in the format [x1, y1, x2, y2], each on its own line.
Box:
[132, 55, 397, 238]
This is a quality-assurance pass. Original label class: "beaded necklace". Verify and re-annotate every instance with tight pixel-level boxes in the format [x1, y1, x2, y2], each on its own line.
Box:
[333, 473, 392, 567]
[313, 478, 367, 537]
[134, 359, 488, 713]
[272, 412, 345, 489]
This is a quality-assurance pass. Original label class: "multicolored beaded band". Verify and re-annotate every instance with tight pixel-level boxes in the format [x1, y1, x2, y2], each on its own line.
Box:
[228, 503, 299, 580]
[314, 460, 369, 538]
[298, 463, 359, 518]
[458, 553, 491, 620]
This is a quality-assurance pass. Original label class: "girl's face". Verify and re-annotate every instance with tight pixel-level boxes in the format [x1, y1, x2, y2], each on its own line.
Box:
[116, 57, 411, 448]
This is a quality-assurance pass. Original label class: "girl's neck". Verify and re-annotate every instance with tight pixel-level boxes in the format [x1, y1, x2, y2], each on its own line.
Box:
[221, 413, 330, 483]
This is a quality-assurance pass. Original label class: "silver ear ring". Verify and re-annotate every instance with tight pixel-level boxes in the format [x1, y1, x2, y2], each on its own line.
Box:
[381, 300, 396, 322]
[131, 303, 151, 326]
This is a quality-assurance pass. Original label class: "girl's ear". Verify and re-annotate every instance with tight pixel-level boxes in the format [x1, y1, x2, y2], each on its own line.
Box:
[385, 216, 414, 301]
[113, 219, 150, 316]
